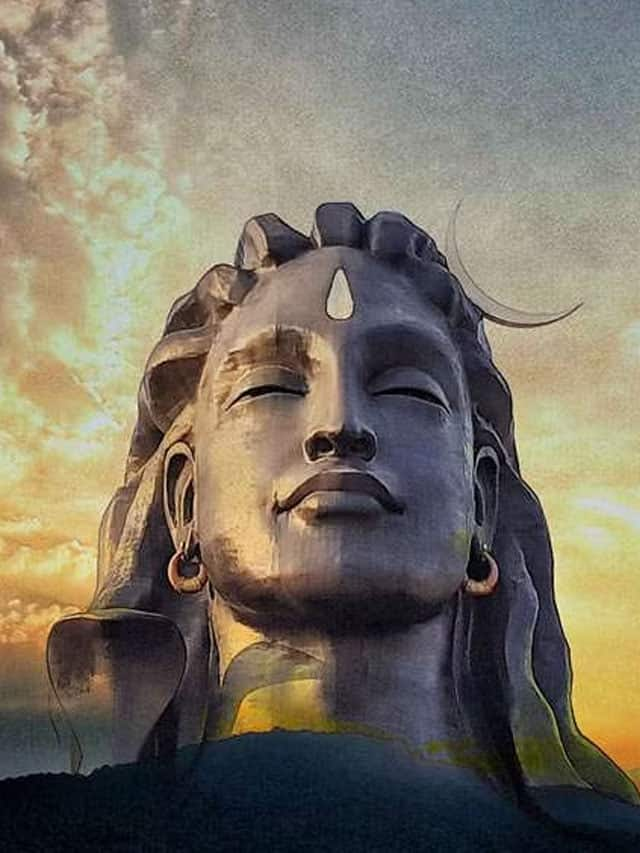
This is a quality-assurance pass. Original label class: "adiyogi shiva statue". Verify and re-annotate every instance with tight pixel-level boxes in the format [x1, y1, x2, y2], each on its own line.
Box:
[33, 202, 640, 851]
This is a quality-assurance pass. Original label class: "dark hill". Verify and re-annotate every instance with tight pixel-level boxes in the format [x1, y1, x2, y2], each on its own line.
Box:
[1, 732, 639, 852]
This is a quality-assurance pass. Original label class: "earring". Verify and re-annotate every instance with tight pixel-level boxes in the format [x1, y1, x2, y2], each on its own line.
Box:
[462, 540, 499, 597]
[167, 528, 208, 594]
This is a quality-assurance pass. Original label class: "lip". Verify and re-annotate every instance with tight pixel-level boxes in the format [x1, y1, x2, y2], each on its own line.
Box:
[276, 470, 404, 515]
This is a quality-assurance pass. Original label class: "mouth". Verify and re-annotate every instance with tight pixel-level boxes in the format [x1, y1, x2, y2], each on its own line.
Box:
[276, 470, 404, 517]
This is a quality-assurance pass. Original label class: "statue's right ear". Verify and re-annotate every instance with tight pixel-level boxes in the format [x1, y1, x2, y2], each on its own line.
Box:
[163, 441, 196, 551]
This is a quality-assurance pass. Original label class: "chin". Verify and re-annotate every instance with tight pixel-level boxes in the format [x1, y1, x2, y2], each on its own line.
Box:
[212, 557, 461, 632]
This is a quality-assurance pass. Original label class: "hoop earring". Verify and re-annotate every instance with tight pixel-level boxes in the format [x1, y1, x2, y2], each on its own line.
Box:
[167, 530, 208, 594]
[462, 543, 499, 597]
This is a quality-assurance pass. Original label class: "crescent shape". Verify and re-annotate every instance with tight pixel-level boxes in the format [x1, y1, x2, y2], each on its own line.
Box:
[445, 200, 583, 328]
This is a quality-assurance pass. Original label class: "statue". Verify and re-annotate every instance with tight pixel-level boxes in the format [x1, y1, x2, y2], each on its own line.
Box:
[42, 203, 640, 848]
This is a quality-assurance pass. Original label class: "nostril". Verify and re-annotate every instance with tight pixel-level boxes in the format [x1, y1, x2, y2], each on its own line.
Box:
[353, 433, 376, 461]
[304, 432, 336, 461]
[315, 436, 334, 456]
[305, 428, 377, 462]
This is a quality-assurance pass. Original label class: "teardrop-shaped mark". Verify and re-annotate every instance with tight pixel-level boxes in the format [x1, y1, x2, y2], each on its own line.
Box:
[325, 268, 354, 320]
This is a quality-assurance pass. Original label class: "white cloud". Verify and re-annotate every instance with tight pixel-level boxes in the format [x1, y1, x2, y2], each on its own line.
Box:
[0, 539, 96, 608]
[0, 597, 77, 646]
[0, 0, 193, 584]
[0, 42, 32, 179]
[620, 319, 640, 364]
[576, 495, 640, 532]
[0, 517, 43, 538]
[576, 524, 615, 550]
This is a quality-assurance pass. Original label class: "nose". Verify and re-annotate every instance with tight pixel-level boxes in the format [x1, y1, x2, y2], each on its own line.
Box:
[304, 425, 377, 462]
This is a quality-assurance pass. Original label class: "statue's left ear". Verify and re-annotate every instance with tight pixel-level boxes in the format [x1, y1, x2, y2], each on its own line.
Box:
[163, 441, 196, 551]
[473, 446, 499, 548]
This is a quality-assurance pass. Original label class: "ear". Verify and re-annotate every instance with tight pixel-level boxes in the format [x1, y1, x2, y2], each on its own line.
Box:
[163, 441, 196, 551]
[473, 445, 500, 548]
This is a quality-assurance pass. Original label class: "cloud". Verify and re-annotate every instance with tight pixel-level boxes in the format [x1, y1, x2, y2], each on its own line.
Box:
[620, 319, 640, 366]
[0, 0, 192, 357]
[0, 0, 195, 575]
[0, 42, 31, 181]
[0, 597, 77, 646]
[0, 539, 96, 608]
[0, 518, 43, 539]
[576, 495, 640, 532]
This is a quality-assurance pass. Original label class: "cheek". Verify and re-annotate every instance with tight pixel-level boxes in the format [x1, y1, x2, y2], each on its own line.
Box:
[379, 411, 475, 550]
[195, 433, 272, 595]
[194, 407, 305, 572]
[197, 405, 300, 500]
[377, 405, 474, 495]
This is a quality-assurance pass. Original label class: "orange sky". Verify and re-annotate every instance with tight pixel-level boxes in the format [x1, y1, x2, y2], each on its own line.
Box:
[0, 0, 638, 776]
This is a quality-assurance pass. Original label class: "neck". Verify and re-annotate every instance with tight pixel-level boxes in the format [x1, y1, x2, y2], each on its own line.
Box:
[206, 594, 469, 763]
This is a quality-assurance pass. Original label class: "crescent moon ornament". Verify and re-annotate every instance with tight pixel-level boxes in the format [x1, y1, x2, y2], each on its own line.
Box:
[445, 199, 583, 328]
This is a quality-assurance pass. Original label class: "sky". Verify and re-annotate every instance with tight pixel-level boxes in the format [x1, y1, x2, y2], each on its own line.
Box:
[0, 0, 638, 777]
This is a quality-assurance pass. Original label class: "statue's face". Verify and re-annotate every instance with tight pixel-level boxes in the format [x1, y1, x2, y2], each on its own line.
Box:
[194, 247, 476, 629]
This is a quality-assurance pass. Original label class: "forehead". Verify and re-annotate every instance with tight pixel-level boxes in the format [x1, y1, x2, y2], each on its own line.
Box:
[210, 247, 460, 365]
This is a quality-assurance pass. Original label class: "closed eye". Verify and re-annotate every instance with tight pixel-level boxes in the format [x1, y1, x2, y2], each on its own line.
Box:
[373, 386, 446, 406]
[232, 384, 304, 404]
[225, 366, 307, 409]
[368, 368, 450, 413]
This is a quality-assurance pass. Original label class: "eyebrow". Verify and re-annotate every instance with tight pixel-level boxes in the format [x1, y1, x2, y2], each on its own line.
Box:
[363, 321, 459, 360]
[214, 326, 316, 384]
[207, 320, 467, 408]
[361, 322, 467, 401]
